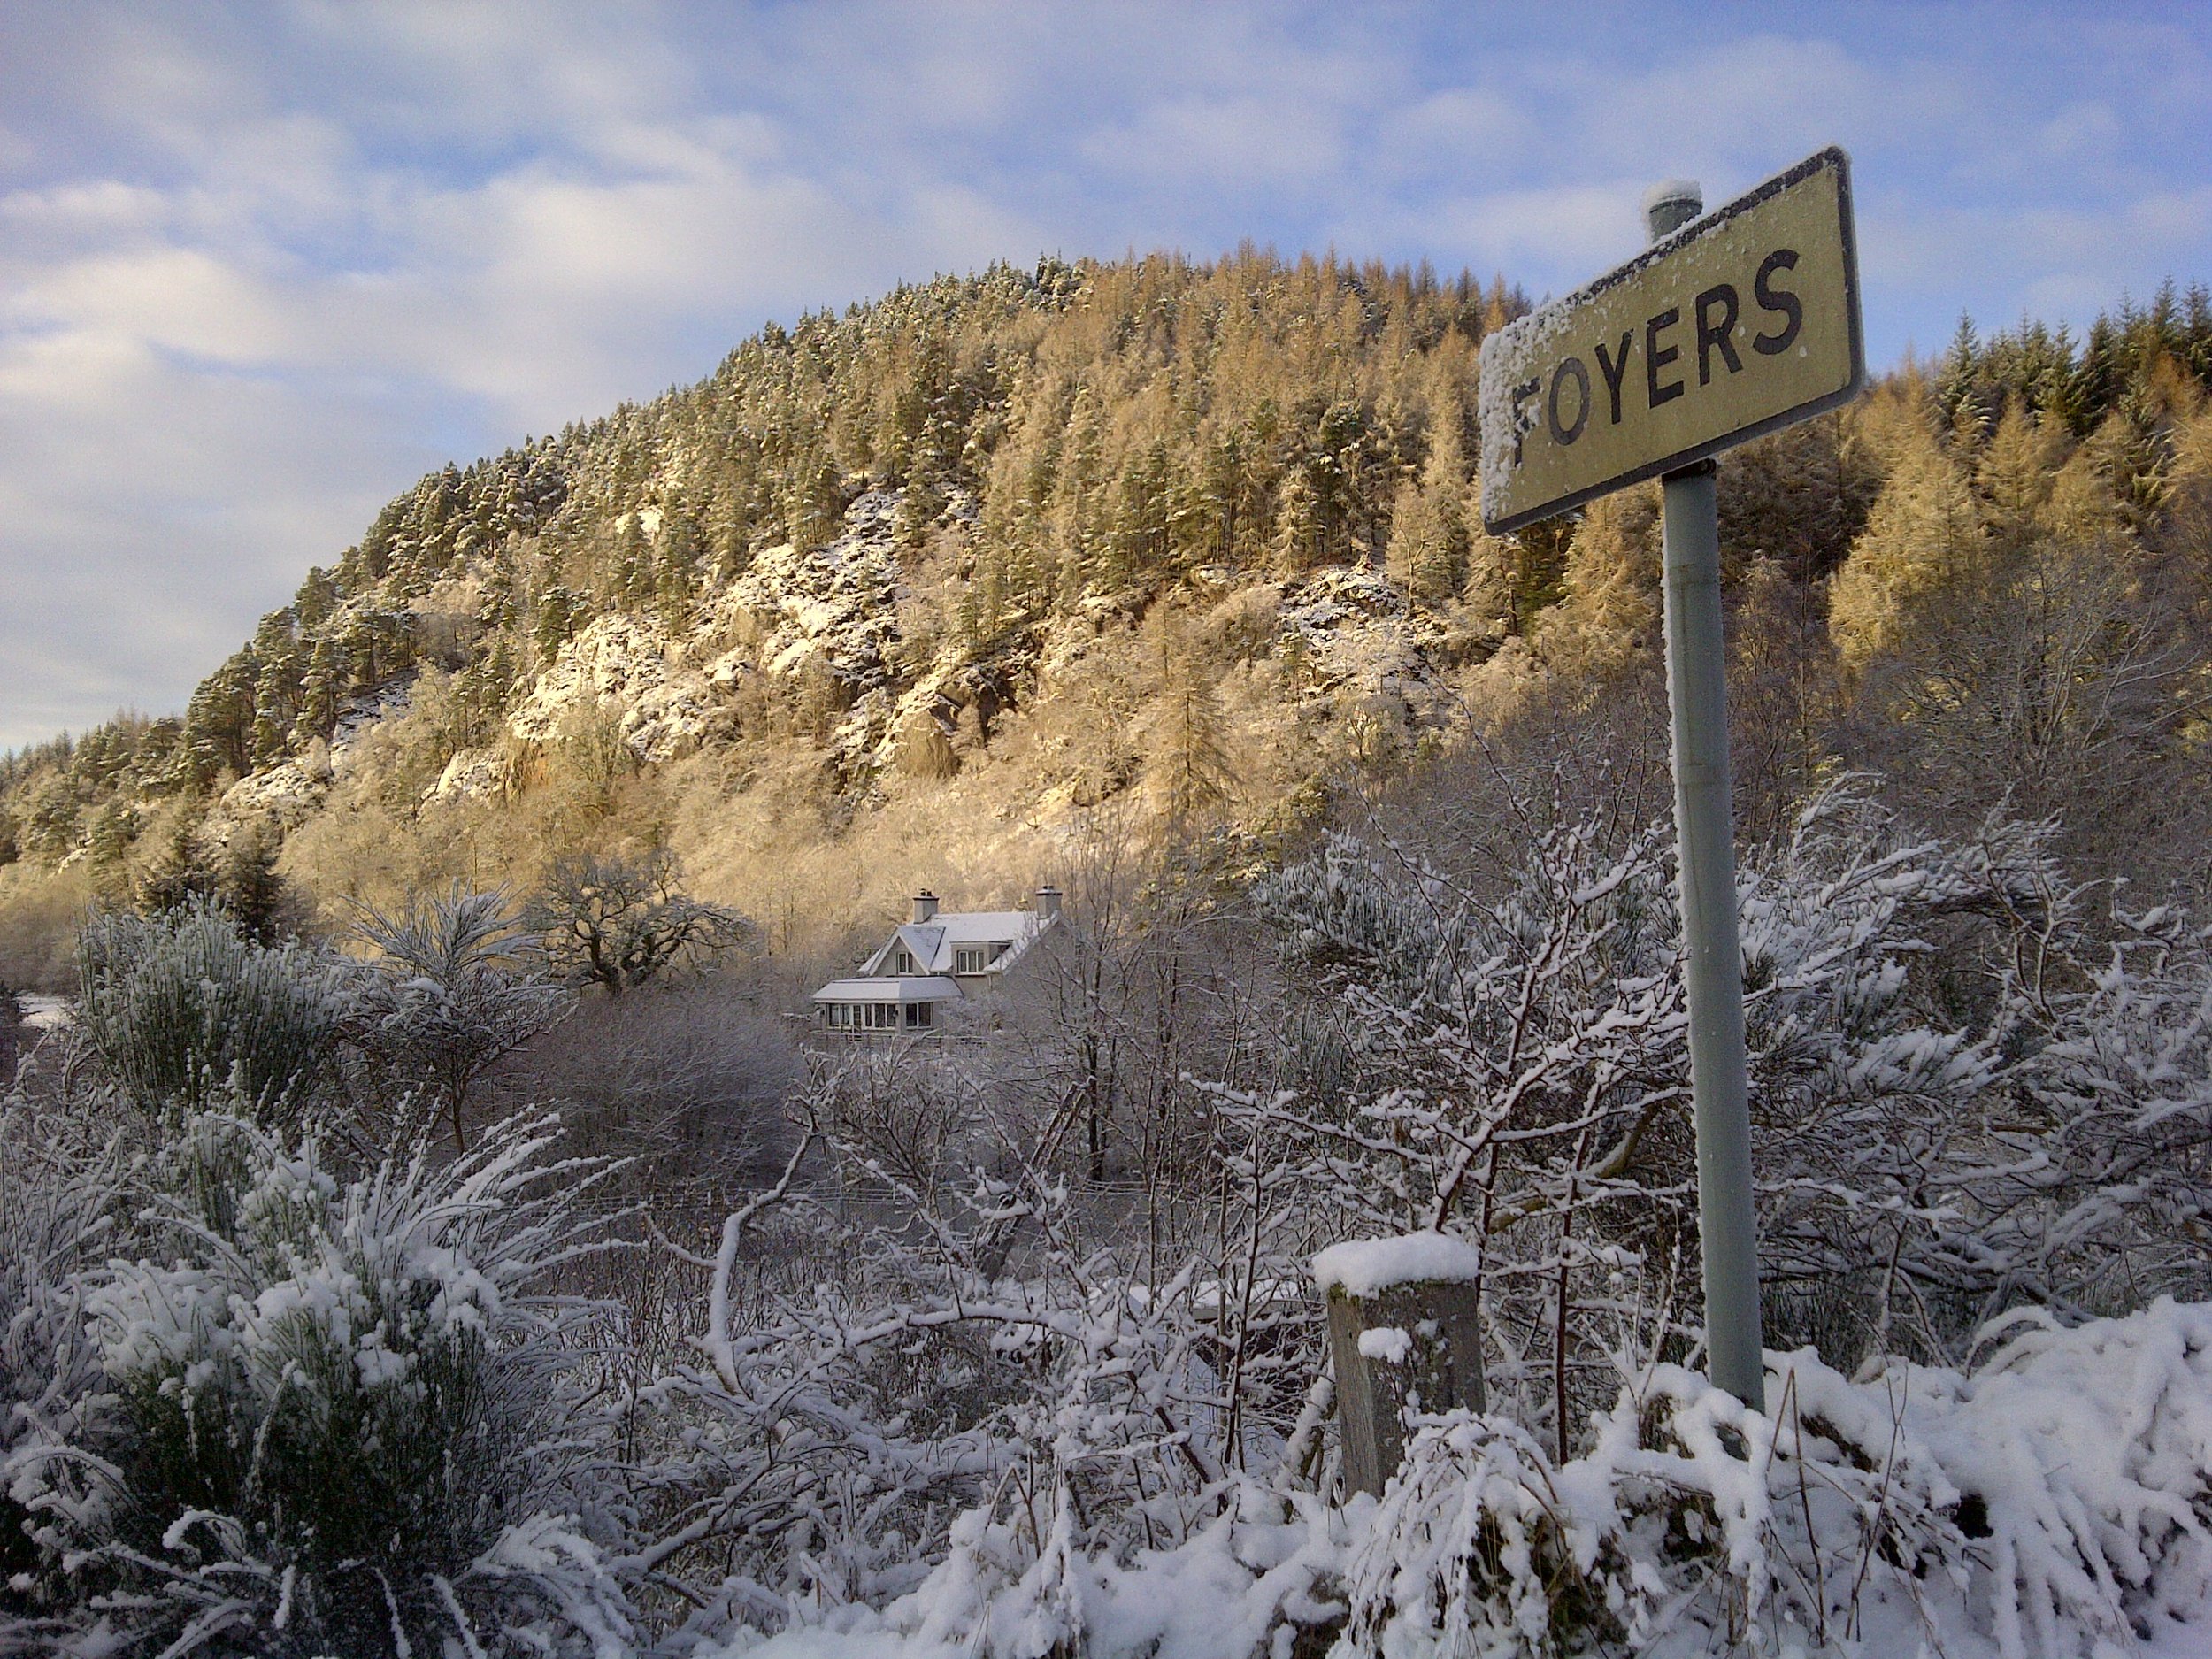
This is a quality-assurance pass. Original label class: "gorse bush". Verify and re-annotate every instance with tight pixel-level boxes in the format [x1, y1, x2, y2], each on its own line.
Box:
[75, 899, 350, 1121]
[12, 1110, 639, 1657]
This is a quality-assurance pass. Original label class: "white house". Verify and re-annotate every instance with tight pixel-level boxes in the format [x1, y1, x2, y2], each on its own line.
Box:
[811, 887, 1062, 1035]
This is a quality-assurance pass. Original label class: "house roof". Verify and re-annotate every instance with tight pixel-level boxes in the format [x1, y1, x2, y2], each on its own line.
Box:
[863, 909, 1053, 977]
[812, 976, 962, 1004]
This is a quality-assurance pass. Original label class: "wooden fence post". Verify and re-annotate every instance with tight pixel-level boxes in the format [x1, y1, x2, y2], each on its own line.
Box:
[1313, 1234, 1486, 1498]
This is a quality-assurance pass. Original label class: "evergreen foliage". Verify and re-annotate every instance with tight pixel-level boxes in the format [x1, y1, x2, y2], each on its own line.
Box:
[75, 900, 349, 1121]
[8, 1110, 637, 1657]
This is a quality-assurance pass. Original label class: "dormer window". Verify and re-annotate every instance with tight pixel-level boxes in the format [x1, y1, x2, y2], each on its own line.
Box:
[990, 941, 1011, 962]
[955, 946, 987, 974]
[891, 948, 918, 974]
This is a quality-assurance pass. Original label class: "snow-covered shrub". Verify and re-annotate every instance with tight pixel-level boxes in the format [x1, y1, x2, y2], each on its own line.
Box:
[1892, 1300, 2212, 1659]
[0, 1102, 116, 1650]
[349, 884, 573, 1150]
[75, 898, 351, 1121]
[722, 1305, 2212, 1658]
[1339, 1359, 1969, 1657]
[1246, 779, 2212, 1402]
[14, 1109, 641, 1657]
[1993, 903, 2212, 1319]
[736, 1481, 1350, 1659]
[632, 1052, 1319, 1639]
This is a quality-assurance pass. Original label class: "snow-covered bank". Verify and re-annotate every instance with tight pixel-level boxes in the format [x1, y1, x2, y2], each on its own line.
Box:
[717, 1300, 2212, 1659]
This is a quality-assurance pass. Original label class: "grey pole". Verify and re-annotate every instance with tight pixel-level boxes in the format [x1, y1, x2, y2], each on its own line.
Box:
[1647, 182, 1766, 1411]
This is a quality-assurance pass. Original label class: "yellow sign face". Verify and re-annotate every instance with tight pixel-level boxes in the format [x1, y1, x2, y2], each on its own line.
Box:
[1479, 148, 1863, 534]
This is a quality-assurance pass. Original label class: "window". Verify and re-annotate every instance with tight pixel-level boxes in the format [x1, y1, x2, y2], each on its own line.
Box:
[891, 948, 918, 974]
[989, 941, 1011, 963]
[955, 946, 986, 974]
[903, 1002, 933, 1029]
[857, 1002, 895, 1029]
[825, 1003, 851, 1028]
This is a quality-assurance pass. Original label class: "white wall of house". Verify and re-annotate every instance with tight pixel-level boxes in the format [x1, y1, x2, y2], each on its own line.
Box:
[809, 887, 1063, 1038]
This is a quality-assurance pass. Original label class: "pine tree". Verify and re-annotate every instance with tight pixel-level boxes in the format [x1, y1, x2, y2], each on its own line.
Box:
[613, 515, 652, 607]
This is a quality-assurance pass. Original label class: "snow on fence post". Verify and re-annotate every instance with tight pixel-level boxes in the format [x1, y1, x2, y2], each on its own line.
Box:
[1313, 1233, 1487, 1497]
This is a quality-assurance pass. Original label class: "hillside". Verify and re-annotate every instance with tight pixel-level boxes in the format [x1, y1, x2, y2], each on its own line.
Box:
[3, 255, 2210, 982]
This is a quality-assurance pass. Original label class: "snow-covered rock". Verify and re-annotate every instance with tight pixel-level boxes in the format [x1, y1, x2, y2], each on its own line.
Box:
[213, 757, 327, 831]
[711, 490, 905, 696]
[1279, 565, 1445, 710]
[510, 615, 680, 745]
[426, 746, 510, 803]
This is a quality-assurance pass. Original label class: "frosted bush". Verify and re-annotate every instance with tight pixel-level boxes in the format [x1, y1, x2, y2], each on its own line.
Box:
[724, 1309, 2212, 1658]
[75, 898, 352, 1121]
[1888, 1300, 2212, 1659]
[349, 884, 573, 1149]
[634, 1056, 1323, 1639]
[1339, 1361, 1968, 1657]
[0, 1103, 115, 1651]
[13, 1109, 641, 1657]
[1246, 780, 2212, 1388]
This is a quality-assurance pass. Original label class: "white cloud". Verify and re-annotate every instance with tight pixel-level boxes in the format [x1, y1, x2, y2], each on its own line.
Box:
[1, 1, 2208, 748]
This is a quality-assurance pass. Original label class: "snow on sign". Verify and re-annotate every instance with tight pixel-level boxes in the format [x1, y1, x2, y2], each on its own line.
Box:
[1479, 147, 1864, 534]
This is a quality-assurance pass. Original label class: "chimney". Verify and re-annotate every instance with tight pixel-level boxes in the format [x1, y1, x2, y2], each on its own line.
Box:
[1035, 885, 1063, 922]
[911, 889, 939, 923]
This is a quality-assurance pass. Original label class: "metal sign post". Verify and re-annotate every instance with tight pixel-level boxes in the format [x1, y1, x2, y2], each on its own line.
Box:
[1479, 150, 1865, 1410]
[1647, 185, 1763, 1409]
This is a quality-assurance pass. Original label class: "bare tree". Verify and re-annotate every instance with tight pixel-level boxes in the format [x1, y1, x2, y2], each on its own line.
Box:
[530, 849, 754, 995]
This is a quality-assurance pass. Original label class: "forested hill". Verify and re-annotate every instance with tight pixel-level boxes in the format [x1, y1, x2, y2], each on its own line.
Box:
[3, 254, 2210, 979]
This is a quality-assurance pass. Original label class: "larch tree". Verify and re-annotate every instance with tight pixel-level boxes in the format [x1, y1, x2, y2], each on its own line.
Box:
[1145, 611, 1236, 828]
[1828, 421, 1985, 673]
[1385, 396, 1472, 604]
[1532, 483, 1663, 680]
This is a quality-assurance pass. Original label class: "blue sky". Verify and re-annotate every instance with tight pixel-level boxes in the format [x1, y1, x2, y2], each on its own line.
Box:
[3, 1, 2208, 749]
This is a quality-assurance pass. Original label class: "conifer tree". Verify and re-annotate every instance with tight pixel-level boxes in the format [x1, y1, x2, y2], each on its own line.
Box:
[613, 515, 652, 607]
[1146, 611, 1235, 826]
[1385, 406, 1472, 603]
[1829, 424, 1985, 672]
[1975, 400, 2068, 552]
[2043, 419, 2136, 546]
[1533, 484, 1662, 677]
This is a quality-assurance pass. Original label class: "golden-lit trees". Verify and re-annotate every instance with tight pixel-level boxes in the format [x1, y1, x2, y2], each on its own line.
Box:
[1532, 483, 1663, 680]
[1828, 423, 1985, 673]
[1144, 610, 1237, 826]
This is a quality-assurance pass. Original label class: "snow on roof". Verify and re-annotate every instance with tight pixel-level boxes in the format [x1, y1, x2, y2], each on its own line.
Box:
[811, 976, 962, 1004]
[1311, 1232, 1485, 1297]
[864, 908, 1053, 975]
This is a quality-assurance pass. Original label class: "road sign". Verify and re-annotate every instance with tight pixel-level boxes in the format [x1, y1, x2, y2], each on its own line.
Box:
[1479, 147, 1863, 534]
